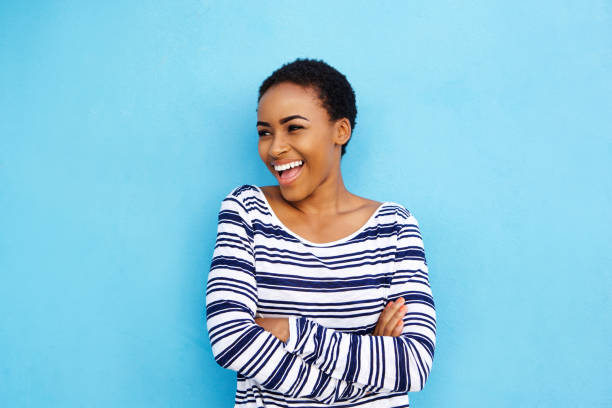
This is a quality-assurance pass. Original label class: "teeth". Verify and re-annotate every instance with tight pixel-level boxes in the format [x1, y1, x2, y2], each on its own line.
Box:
[274, 160, 302, 172]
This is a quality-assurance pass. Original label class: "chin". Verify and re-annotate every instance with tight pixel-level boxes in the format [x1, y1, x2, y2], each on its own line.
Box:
[278, 185, 306, 202]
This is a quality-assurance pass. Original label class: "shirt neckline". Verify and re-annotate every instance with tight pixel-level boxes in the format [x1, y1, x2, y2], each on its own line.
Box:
[253, 185, 390, 247]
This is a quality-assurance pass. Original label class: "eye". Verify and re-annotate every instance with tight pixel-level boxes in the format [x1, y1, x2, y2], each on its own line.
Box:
[288, 124, 303, 131]
[258, 129, 270, 137]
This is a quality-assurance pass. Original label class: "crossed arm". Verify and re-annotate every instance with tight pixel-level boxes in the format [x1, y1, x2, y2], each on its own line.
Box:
[278, 217, 437, 393]
[254, 296, 407, 344]
[206, 197, 373, 403]
[206, 194, 436, 401]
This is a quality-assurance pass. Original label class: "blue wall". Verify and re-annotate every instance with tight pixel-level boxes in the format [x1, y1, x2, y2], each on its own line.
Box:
[1, 1, 610, 406]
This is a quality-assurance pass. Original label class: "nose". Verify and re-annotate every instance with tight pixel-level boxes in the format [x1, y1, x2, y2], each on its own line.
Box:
[268, 133, 289, 158]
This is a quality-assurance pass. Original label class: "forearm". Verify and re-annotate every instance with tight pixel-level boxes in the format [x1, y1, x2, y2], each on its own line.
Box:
[283, 292, 436, 393]
[208, 271, 375, 403]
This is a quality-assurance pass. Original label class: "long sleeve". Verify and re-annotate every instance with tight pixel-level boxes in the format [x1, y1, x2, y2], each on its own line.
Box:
[283, 210, 437, 393]
[205, 190, 371, 403]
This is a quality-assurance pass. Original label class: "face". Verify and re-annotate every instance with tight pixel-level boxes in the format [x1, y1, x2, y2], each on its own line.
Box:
[257, 82, 350, 202]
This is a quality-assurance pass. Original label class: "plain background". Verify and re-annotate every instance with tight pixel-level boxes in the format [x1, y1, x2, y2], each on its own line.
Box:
[1, 1, 611, 407]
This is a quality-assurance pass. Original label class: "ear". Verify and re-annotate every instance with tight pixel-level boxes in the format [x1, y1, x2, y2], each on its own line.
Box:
[333, 118, 352, 147]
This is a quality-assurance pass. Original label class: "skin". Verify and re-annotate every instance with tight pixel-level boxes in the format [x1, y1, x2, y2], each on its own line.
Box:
[253, 81, 408, 343]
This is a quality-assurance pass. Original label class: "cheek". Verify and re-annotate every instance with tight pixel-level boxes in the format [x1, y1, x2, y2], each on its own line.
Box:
[306, 135, 335, 163]
[257, 140, 268, 160]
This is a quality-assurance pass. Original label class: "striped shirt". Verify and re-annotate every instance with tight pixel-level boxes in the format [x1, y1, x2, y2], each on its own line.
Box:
[206, 184, 437, 407]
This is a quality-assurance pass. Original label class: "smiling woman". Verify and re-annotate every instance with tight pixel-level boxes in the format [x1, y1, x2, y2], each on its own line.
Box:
[206, 59, 437, 407]
[256, 81, 351, 196]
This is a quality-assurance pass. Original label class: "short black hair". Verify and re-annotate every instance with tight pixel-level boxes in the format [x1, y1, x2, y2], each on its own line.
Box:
[258, 58, 357, 158]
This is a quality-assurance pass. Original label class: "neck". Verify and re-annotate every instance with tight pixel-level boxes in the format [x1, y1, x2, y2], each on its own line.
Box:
[286, 158, 353, 217]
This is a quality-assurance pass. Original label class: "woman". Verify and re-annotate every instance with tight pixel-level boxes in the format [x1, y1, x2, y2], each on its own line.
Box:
[206, 58, 436, 407]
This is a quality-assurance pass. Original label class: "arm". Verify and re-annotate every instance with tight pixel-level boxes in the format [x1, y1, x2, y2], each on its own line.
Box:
[205, 190, 371, 403]
[255, 298, 408, 343]
[283, 211, 437, 393]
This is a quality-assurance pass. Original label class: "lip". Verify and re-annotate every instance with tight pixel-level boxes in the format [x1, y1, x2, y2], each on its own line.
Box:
[275, 163, 304, 186]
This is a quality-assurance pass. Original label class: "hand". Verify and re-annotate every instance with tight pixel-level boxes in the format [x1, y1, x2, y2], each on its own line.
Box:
[371, 297, 407, 337]
[255, 317, 290, 343]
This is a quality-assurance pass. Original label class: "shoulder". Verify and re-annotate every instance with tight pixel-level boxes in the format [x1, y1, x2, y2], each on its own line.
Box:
[384, 203, 427, 265]
[227, 184, 260, 200]
[383, 201, 422, 231]
[221, 184, 262, 203]
[218, 184, 265, 220]
[382, 201, 412, 221]
[219, 184, 257, 212]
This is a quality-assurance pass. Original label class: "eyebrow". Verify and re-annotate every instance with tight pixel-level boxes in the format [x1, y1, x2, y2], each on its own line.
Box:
[257, 115, 310, 127]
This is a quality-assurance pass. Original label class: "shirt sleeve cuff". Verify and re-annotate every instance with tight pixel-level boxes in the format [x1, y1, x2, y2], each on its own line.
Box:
[284, 315, 302, 353]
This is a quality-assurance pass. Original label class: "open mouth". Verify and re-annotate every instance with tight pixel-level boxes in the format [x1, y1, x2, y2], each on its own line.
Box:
[276, 161, 304, 185]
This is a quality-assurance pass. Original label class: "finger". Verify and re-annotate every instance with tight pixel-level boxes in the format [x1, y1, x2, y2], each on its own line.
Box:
[383, 304, 407, 336]
[391, 320, 403, 336]
[374, 300, 396, 334]
[375, 298, 405, 336]
[380, 297, 404, 336]
[395, 305, 407, 320]
[380, 299, 404, 336]
[384, 314, 404, 336]
[372, 301, 393, 335]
